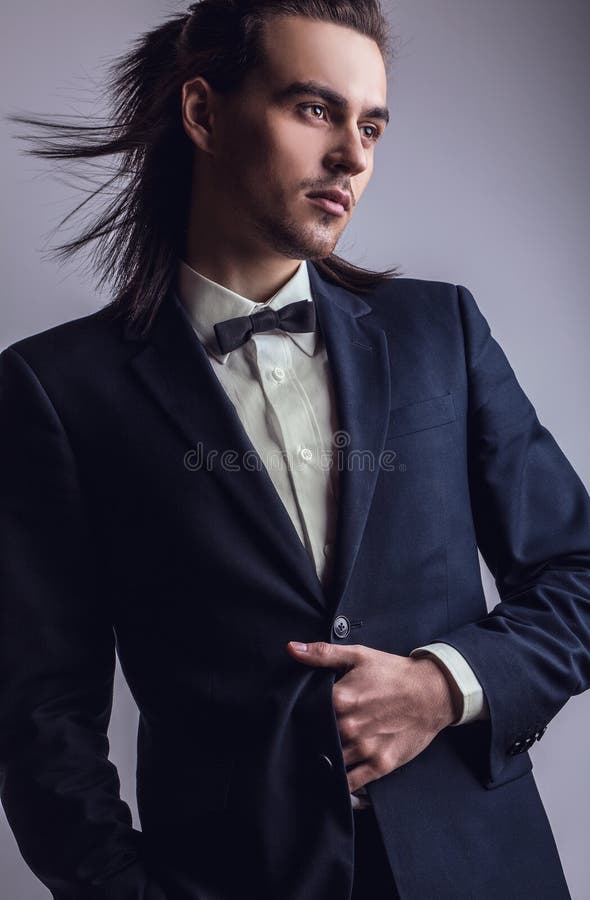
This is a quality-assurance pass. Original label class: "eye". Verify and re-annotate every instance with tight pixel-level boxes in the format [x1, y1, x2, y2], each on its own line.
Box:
[361, 124, 382, 142]
[300, 104, 382, 142]
[300, 103, 328, 120]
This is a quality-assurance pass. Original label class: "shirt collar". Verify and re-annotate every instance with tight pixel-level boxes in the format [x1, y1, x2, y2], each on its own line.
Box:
[174, 258, 318, 364]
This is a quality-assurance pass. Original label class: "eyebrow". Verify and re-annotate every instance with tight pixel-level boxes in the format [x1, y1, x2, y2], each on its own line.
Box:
[274, 79, 390, 127]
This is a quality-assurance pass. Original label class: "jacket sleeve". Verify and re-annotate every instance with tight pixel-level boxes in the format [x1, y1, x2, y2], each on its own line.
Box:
[0, 346, 167, 900]
[431, 284, 590, 786]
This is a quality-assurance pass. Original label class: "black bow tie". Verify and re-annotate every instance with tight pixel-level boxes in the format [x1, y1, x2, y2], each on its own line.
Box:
[213, 299, 316, 355]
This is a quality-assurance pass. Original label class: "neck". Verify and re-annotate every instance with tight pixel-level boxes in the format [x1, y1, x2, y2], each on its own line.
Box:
[184, 188, 304, 303]
[184, 246, 304, 304]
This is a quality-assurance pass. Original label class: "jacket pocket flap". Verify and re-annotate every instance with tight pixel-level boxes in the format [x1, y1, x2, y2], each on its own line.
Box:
[386, 392, 456, 438]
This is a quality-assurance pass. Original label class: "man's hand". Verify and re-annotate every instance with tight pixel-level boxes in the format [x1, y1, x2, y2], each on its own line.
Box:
[285, 641, 462, 795]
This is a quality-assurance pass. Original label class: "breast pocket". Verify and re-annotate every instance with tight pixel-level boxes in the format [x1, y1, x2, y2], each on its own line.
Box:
[385, 392, 456, 440]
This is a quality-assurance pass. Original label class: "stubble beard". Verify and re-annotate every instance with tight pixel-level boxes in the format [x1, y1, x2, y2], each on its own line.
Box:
[252, 207, 341, 261]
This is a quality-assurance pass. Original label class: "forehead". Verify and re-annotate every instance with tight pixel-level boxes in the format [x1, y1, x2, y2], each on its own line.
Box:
[255, 15, 387, 105]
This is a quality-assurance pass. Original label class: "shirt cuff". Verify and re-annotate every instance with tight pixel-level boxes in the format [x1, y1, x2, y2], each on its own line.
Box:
[409, 642, 489, 725]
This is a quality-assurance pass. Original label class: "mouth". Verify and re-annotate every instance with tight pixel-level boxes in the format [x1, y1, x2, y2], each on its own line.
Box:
[306, 189, 351, 217]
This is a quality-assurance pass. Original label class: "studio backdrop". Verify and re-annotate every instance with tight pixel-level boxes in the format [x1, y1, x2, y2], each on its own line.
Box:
[1, 1, 588, 897]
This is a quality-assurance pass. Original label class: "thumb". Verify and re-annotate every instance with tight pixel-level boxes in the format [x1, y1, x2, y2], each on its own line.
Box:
[286, 640, 357, 670]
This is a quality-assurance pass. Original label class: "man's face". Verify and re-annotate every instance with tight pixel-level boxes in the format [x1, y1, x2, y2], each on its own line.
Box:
[204, 15, 389, 260]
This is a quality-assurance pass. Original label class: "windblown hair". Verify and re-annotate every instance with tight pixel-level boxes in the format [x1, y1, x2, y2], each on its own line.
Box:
[6, 0, 401, 337]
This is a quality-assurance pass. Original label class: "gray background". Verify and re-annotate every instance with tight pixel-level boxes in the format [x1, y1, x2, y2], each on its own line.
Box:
[1, 1, 589, 897]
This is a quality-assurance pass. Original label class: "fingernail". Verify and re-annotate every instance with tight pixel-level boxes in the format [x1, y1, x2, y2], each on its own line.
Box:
[289, 641, 308, 652]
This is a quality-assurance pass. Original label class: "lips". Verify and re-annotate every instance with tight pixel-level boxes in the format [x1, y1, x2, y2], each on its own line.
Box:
[306, 189, 351, 212]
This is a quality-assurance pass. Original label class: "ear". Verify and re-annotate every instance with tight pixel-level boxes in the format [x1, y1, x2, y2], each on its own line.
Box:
[181, 75, 217, 154]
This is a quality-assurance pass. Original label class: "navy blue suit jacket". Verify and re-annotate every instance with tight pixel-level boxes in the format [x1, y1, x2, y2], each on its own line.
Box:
[1, 262, 588, 899]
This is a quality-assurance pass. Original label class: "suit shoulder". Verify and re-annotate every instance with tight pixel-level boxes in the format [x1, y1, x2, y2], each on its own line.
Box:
[363, 275, 459, 308]
[1, 306, 123, 377]
[358, 276, 465, 331]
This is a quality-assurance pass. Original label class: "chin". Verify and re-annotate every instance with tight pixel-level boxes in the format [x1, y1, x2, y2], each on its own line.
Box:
[256, 210, 340, 259]
[309, 228, 341, 255]
[291, 237, 337, 260]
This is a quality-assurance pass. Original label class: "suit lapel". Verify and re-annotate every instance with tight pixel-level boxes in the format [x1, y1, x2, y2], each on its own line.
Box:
[124, 262, 391, 618]
[307, 264, 391, 614]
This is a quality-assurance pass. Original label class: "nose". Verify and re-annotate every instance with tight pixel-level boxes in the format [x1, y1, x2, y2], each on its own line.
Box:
[323, 126, 368, 179]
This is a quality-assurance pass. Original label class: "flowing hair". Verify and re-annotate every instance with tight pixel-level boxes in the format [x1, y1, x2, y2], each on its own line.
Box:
[6, 0, 401, 337]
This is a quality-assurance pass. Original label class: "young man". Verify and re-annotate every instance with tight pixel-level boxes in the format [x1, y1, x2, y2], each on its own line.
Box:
[1, 2, 588, 898]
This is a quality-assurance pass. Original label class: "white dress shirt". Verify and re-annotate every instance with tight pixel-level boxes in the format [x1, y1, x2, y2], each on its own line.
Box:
[174, 257, 488, 811]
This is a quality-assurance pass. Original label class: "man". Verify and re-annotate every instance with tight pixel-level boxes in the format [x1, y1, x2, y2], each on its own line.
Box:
[1, 2, 589, 899]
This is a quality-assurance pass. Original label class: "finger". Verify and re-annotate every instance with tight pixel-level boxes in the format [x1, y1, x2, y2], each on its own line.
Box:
[342, 744, 366, 768]
[346, 761, 381, 795]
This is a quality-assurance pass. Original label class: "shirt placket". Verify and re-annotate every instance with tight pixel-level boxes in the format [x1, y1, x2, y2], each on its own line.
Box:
[252, 333, 333, 581]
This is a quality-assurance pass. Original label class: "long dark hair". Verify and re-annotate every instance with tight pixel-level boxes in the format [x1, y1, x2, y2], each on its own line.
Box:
[6, 0, 401, 338]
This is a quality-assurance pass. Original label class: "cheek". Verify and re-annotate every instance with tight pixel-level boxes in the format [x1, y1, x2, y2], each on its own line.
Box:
[218, 112, 269, 167]
[256, 130, 316, 190]
[279, 122, 320, 159]
[261, 115, 321, 169]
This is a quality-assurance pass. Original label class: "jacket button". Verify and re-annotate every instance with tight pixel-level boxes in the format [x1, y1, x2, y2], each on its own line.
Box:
[333, 615, 350, 639]
[318, 753, 334, 771]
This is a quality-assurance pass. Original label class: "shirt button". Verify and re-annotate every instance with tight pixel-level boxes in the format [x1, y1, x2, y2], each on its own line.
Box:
[272, 366, 285, 381]
[300, 447, 313, 461]
[323, 542, 333, 557]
